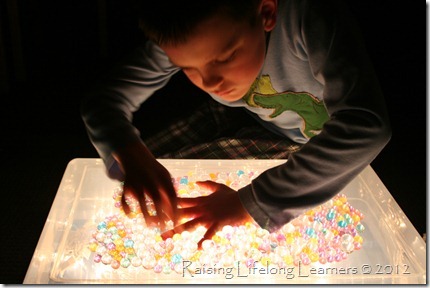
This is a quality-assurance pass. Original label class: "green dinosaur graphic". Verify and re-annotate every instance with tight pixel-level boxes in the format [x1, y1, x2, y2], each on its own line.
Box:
[243, 75, 329, 138]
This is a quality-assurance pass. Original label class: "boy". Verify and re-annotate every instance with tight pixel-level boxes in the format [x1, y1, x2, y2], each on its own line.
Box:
[81, 0, 391, 245]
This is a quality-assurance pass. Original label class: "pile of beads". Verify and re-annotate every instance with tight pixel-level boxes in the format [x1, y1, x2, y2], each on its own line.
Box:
[89, 169, 365, 275]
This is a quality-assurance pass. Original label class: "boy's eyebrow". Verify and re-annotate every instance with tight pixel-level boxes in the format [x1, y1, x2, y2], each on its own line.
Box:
[169, 33, 239, 69]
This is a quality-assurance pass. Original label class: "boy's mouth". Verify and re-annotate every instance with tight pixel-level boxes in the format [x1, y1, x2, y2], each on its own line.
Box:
[214, 89, 234, 98]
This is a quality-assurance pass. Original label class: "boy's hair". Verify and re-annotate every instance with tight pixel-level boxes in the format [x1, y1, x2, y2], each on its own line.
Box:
[134, 0, 262, 46]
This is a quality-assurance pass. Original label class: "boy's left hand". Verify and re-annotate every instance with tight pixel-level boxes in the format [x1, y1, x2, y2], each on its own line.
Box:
[161, 181, 253, 248]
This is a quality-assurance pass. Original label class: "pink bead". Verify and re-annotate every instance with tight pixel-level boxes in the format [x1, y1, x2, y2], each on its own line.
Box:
[245, 258, 255, 268]
[154, 264, 163, 273]
[93, 254, 102, 263]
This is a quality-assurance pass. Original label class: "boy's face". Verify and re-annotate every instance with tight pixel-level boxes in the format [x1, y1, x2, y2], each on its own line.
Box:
[160, 1, 277, 102]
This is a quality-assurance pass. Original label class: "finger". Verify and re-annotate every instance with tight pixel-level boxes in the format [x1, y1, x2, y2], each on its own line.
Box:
[195, 181, 221, 193]
[135, 193, 161, 227]
[157, 187, 178, 225]
[197, 224, 218, 249]
[177, 196, 207, 208]
[120, 187, 134, 215]
[177, 206, 203, 223]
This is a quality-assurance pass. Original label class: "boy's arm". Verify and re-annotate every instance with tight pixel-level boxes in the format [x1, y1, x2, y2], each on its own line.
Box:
[81, 40, 180, 180]
[238, 0, 391, 232]
[81, 40, 180, 225]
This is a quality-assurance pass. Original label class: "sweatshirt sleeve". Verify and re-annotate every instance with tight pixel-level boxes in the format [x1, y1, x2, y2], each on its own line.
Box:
[81, 41, 180, 179]
[238, 0, 391, 231]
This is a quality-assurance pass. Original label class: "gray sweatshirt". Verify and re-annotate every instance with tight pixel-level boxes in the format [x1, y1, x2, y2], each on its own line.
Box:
[81, 0, 391, 232]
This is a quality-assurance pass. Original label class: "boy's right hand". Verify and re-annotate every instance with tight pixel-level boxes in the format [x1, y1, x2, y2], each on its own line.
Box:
[113, 142, 178, 231]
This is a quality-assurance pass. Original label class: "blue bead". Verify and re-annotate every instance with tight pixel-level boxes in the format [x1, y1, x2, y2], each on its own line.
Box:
[171, 253, 182, 264]
[97, 222, 107, 230]
[306, 227, 315, 236]
[326, 212, 335, 220]
[124, 239, 134, 248]
[338, 220, 347, 228]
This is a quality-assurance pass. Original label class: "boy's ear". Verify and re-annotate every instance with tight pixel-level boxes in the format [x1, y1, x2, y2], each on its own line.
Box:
[260, 0, 277, 31]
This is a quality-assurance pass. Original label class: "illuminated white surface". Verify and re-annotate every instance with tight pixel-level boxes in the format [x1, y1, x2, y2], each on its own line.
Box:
[23, 159, 426, 284]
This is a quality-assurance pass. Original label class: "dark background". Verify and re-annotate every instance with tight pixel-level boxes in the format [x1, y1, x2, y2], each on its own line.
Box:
[0, 0, 426, 284]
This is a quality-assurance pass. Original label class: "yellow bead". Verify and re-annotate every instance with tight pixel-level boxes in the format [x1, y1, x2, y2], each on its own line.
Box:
[354, 235, 363, 244]
[352, 214, 361, 223]
[114, 254, 122, 262]
[88, 243, 98, 252]
[209, 173, 217, 180]
[155, 235, 163, 242]
[341, 204, 350, 213]
[114, 239, 123, 246]
[188, 183, 195, 190]
[116, 245, 125, 252]
[251, 242, 259, 249]
[107, 221, 115, 228]
[220, 238, 229, 245]
[284, 255, 293, 265]
[172, 234, 182, 241]
[302, 246, 311, 254]
[212, 235, 221, 244]
[164, 253, 171, 261]
[334, 199, 342, 207]
[177, 189, 188, 196]
[191, 251, 202, 262]
[260, 257, 271, 266]
[118, 230, 126, 238]
[305, 210, 314, 216]
[309, 253, 319, 262]
[125, 247, 135, 254]
[339, 195, 347, 204]
[225, 179, 232, 187]
[332, 229, 339, 236]
[309, 238, 318, 245]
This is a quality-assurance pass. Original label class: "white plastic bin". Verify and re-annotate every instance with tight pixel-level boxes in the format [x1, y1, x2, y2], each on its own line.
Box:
[24, 159, 426, 284]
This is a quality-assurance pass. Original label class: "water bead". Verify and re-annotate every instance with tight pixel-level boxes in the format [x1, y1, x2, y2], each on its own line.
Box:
[101, 254, 112, 265]
[93, 254, 102, 263]
[354, 235, 364, 244]
[356, 223, 365, 232]
[88, 242, 98, 252]
[338, 220, 347, 228]
[340, 234, 355, 253]
[151, 264, 162, 273]
[120, 258, 131, 268]
[326, 211, 336, 221]
[171, 253, 182, 264]
[106, 242, 116, 250]
[163, 265, 172, 274]
[179, 177, 188, 185]
[111, 260, 120, 269]
[131, 256, 142, 267]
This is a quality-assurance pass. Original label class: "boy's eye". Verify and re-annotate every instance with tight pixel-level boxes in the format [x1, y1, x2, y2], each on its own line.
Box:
[214, 51, 236, 64]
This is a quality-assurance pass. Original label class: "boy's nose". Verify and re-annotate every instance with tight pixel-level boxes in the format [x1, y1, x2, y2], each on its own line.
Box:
[201, 71, 223, 91]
